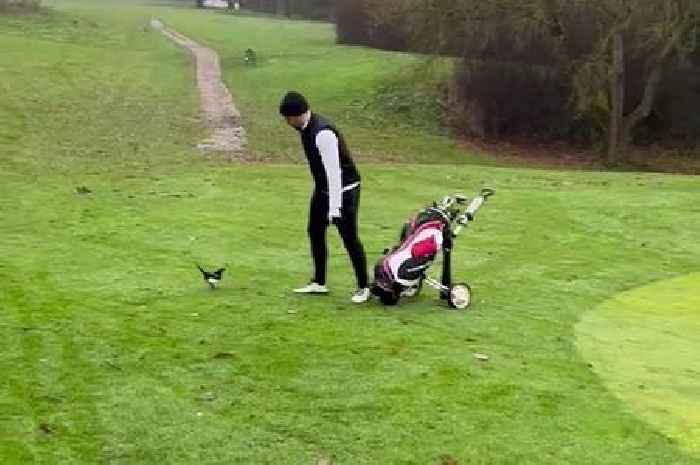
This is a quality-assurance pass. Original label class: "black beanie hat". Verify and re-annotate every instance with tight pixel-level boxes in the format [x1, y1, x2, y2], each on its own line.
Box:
[279, 91, 309, 117]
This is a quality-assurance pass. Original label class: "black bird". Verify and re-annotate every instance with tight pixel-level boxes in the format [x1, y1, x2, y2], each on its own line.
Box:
[197, 264, 226, 289]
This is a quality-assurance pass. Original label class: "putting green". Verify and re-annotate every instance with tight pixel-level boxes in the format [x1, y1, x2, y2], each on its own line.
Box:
[576, 273, 700, 454]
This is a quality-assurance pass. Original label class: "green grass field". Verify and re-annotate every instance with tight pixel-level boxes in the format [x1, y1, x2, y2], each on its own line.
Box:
[1, 2, 699, 464]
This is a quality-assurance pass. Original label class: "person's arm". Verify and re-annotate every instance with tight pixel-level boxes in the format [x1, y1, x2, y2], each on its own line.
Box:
[316, 129, 342, 223]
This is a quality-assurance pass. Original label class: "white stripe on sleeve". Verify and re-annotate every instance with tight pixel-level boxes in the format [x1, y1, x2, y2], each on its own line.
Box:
[316, 129, 342, 217]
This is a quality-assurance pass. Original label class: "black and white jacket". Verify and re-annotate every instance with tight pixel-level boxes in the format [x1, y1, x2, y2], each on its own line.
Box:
[299, 112, 360, 218]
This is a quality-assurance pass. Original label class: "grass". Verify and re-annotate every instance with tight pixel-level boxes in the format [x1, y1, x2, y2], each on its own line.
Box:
[1, 2, 700, 464]
[576, 273, 700, 455]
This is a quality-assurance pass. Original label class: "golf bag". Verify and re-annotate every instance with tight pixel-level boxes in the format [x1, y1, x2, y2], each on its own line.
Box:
[371, 188, 494, 308]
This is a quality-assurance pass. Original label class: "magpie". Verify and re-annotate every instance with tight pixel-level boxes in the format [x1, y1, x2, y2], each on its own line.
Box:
[196, 264, 226, 289]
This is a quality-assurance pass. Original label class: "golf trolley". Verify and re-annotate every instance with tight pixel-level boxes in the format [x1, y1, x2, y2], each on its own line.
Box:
[371, 188, 495, 309]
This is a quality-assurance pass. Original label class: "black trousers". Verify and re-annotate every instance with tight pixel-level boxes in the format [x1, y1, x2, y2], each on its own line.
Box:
[308, 187, 368, 288]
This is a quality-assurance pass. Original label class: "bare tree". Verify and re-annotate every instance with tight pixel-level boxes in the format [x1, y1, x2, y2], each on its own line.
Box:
[608, 32, 624, 163]
[572, 0, 699, 162]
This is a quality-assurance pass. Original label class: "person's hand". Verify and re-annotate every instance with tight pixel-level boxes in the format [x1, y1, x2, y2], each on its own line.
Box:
[328, 209, 341, 225]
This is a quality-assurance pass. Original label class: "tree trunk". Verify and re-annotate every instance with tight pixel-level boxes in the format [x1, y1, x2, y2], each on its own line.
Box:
[621, 63, 663, 155]
[619, 26, 678, 155]
[275, 0, 287, 16]
[608, 32, 624, 164]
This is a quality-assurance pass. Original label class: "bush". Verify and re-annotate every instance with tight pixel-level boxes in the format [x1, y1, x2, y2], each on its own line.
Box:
[452, 61, 572, 139]
[335, 0, 412, 51]
[1, 0, 41, 12]
[335, 0, 370, 45]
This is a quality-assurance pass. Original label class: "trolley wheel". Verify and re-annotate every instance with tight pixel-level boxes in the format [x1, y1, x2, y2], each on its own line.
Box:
[448, 283, 472, 309]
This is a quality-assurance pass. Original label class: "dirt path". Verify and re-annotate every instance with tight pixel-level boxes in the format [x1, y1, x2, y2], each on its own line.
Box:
[151, 19, 247, 155]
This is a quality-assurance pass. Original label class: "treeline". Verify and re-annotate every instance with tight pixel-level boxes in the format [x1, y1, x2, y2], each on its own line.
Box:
[0, 0, 41, 11]
[335, 0, 700, 161]
[191, 0, 699, 159]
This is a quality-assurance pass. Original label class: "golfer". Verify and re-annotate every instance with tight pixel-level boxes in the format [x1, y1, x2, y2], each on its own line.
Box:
[279, 91, 369, 303]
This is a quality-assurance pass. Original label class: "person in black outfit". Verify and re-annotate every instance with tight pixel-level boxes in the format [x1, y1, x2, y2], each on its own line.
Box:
[279, 91, 369, 303]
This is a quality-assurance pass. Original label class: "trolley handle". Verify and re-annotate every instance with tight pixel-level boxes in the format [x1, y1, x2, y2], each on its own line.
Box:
[452, 188, 495, 237]
[480, 188, 495, 199]
[465, 196, 484, 217]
